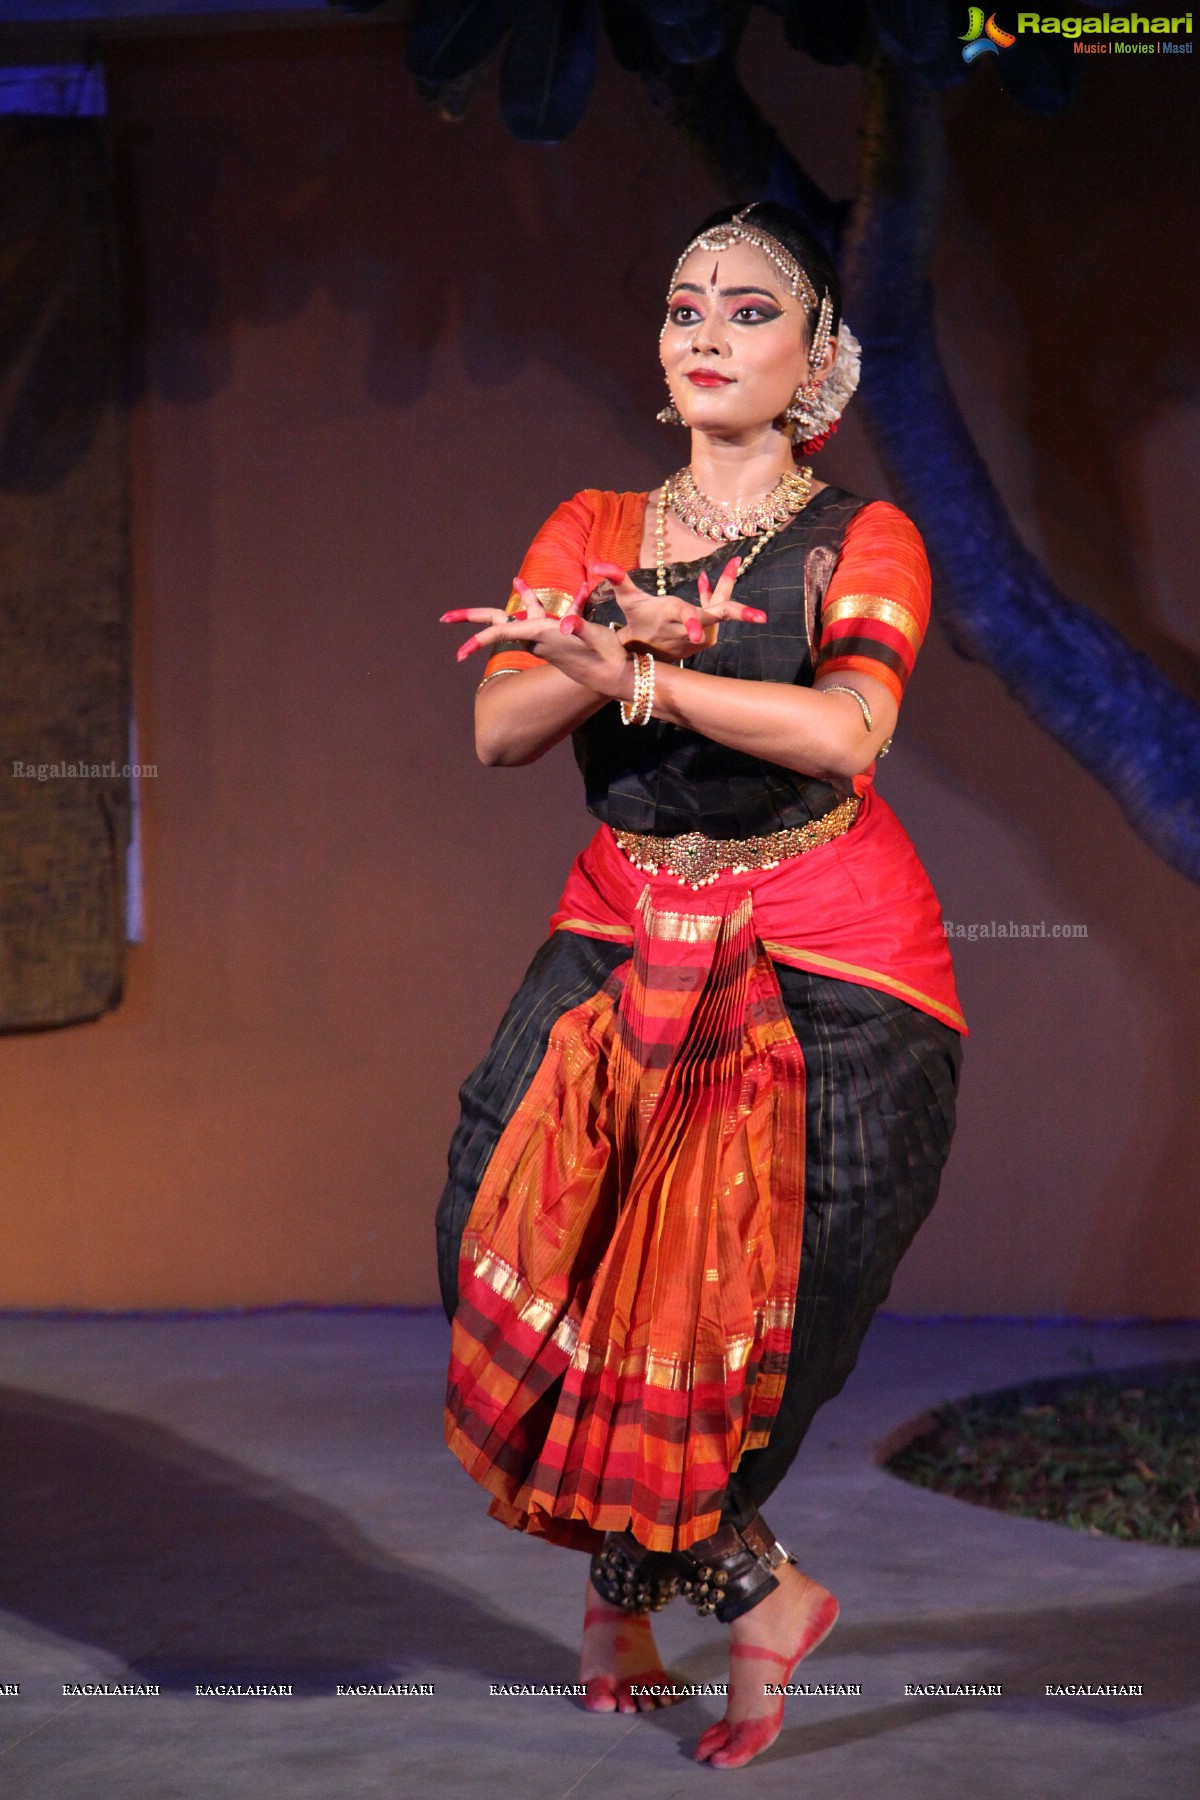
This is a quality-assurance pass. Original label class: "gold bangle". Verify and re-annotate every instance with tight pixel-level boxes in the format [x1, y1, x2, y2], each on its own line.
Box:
[820, 683, 873, 733]
[476, 668, 525, 693]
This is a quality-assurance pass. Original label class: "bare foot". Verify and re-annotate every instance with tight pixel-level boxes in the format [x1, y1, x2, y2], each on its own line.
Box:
[693, 1561, 839, 1768]
[579, 1574, 682, 1714]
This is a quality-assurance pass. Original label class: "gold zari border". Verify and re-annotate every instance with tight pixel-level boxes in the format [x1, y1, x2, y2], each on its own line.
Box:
[553, 918, 634, 939]
[761, 942, 967, 1032]
[820, 593, 922, 648]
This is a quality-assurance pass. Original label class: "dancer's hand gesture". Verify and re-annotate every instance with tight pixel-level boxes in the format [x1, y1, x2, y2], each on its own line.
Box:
[440, 580, 630, 700]
[587, 558, 767, 661]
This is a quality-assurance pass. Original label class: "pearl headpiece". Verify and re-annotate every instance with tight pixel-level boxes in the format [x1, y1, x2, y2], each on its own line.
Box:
[666, 205, 821, 313]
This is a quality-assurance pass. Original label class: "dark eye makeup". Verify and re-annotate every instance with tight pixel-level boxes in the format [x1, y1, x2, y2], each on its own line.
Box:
[731, 303, 782, 324]
[667, 300, 783, 327]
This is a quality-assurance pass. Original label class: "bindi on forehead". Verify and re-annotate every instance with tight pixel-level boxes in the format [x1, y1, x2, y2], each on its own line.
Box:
[669, 281, 787, 310]
[671, 243, 790, 307]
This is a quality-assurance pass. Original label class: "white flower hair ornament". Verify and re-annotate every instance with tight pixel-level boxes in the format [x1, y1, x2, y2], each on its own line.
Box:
[786, 315, 862, 456]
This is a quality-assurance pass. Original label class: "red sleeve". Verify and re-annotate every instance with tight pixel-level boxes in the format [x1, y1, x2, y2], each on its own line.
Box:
[814, 501, 931, 707]
[481, 492, 597, 678]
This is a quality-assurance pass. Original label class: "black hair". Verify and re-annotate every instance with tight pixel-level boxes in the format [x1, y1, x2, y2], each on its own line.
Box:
[684, 201, 842, 336]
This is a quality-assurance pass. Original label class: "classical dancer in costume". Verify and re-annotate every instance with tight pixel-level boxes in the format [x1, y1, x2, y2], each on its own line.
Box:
[436, 201, 966, 1770]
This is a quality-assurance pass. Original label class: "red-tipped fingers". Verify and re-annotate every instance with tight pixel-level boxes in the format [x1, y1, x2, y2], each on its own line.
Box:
[697, 571, 711, 600]
[560, 614, 584, 636]
[588, 561, 626, 581]
[571, 581, 590, 613]
[721, 556, 742, 582]
[455, 636, 482, 661]
[685, 615, 704, 644]
[741, 607, 768, 622]
[439, 609, 472, 622]
[513, 575, 532, 596]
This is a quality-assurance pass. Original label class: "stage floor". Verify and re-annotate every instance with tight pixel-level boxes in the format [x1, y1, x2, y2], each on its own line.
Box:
[0, 1309, 1196, 1797]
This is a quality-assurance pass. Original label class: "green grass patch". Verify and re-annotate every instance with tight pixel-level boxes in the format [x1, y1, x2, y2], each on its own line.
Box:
[883, 1359, 1200, 1548]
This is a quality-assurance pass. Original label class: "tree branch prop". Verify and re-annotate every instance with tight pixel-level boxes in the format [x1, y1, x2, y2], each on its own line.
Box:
[842, 58, 1200, 882]
[637, 35, 848, 254]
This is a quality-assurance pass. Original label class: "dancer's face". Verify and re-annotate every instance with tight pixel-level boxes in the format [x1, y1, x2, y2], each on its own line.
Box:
[660, 239, 834, 440]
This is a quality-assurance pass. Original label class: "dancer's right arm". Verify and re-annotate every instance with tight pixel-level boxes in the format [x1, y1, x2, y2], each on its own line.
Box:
[449, 490, 618, 766]
[454, 571, 762, 767]
[445, 581, 633, 766]
[474, 664, 613, 767]
[444, 491, 754, 765]
[470, 579, 741, 765]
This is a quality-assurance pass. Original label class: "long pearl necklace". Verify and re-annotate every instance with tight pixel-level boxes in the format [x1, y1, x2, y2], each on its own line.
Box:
[654, 463, 814, 598]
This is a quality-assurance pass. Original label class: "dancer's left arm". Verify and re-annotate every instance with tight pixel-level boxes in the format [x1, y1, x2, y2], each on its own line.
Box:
[597, 502, 930, 782]
[636, 660, 897, 783]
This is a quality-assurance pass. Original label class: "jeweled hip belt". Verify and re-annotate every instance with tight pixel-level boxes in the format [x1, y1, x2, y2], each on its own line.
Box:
[612, 795, 861, 889]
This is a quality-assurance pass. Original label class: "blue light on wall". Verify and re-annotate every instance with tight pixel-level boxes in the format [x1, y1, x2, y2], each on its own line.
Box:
[0, 63, 107, 115]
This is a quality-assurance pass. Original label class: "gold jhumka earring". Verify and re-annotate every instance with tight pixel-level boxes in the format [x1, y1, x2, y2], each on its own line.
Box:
[783, 291, 835, 436]
[657, 376, 683, 427]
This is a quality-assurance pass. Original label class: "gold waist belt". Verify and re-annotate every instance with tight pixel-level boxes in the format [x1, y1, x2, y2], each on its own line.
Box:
[612, 795, 861, 889]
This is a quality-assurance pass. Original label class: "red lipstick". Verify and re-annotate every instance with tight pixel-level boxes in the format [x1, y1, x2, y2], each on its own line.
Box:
[687, 371, 734, 387]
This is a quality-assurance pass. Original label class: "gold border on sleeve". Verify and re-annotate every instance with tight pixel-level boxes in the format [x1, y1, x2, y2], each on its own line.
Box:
[820, 593, 922, 648]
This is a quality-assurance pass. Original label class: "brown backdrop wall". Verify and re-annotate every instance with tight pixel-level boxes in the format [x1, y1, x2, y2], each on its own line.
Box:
[0, 21, 1196, 1314]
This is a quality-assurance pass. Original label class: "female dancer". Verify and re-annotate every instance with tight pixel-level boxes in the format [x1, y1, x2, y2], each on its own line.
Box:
[436, 201, 966, 1770]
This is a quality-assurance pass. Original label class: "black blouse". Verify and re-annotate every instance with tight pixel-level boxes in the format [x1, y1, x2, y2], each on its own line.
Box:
[571, 485, 867, 840]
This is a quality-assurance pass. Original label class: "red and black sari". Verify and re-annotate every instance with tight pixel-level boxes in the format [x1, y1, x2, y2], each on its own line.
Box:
[436, 485, 966, 1555]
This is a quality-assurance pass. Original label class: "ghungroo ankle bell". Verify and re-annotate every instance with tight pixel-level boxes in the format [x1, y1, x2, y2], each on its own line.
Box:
[589, 1530, 681, 1614]
[676, 1562, 730, 1616]
[671, 1494, 791, 1624]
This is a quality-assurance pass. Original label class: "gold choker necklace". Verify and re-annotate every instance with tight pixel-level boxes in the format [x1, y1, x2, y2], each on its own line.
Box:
[666, 463, 814, 542]
[654, 463, 814, 599]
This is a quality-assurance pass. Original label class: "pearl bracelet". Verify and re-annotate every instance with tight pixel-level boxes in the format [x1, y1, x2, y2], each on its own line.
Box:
[619, 651, 655, 727]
